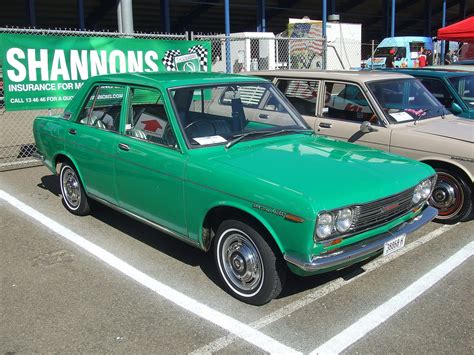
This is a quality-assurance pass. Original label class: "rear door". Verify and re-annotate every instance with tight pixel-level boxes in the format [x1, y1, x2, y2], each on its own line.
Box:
[65, 84, 126, 203]
[315, 81, 391, 151]
[274, 78, 319, 129]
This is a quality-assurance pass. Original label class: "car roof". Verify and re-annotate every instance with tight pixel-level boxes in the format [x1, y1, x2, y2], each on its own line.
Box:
[388, 68, 473, 78]
[250, 70, 413, 83]
[85, 72, 267, 89]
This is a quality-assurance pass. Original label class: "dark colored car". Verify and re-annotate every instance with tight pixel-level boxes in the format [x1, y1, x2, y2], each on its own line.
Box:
[388, 68, 474, 119]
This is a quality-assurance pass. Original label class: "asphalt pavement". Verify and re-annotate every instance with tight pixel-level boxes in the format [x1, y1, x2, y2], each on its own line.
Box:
[1, 165, 473, 354]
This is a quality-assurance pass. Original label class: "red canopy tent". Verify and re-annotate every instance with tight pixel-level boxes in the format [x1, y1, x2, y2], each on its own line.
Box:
[437, 16, 474, 42]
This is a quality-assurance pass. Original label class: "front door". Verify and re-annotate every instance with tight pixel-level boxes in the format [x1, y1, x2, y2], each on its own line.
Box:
[114, 86, 187, 236]
[315, 81, 391, 151]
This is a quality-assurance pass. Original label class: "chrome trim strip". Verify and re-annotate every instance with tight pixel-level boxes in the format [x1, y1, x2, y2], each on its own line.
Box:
[88, 195, 202, 249]
[285, 206, 438, 272]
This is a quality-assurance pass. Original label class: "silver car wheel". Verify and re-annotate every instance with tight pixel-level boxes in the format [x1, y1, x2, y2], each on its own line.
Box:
[220, 231, 263, 293]
[61, 167, 81, 210]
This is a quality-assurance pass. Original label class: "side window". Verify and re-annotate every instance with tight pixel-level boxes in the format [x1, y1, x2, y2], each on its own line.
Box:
[78, 85, 124, 132]
[323, 82, 377, 123]
[126, 87, 177, 149]
[419, 78, 455, 107]
[276, 79, 318, 116]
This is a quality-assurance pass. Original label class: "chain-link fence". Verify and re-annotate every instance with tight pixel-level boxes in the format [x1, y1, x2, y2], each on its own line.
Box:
[193, 33, 325, 73]
[1, 27, 381, 171]
[0, 27, 186, 171]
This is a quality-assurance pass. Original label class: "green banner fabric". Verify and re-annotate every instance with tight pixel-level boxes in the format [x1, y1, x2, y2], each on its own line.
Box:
[1, 34, 211, 111]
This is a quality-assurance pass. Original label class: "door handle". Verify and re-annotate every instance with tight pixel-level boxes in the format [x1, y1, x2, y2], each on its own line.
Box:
[68, 128, 77, 135]
[258, 114, 269, 119]
[118, 143, 129, 151]
[319, 122, 332, 128]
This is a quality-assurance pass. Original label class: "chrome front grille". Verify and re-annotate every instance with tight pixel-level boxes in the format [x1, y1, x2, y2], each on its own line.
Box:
[351, 187, 416, 233]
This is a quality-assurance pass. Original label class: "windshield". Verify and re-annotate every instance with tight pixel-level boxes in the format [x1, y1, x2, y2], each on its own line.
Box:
[170, 82, 309, 148]
[367, 78, 449, 123]
[374, 46, 406, 58]
[448, 75, 474, 108]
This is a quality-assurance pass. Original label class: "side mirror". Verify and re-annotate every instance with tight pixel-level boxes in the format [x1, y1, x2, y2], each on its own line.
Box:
[450, 102, 463, 115]
[360, 121, 378, 133]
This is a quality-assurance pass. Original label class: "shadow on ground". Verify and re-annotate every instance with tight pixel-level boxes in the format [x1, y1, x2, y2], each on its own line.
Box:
[37, 172, 376, 302]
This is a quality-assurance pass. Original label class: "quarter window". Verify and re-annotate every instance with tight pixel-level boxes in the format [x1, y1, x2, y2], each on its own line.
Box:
[125, 87, 177, 149]
[78, 85, 125, 132]
[276, 79, 318, 116]
[323, 82, 377, 123]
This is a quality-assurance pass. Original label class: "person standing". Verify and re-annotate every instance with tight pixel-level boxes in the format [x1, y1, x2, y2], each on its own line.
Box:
[386, 49, 395, 68]
[418, 49, 427, 67]
[426, 49, 433, 65]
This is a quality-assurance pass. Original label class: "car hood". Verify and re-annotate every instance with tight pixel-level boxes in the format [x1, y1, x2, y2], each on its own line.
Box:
[413, 117, 474, 143]
[203, 135, 434, 212]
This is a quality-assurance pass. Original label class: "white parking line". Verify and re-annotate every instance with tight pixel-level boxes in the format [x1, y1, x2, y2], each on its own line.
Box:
[190, 223, 456, 355]
[311, 241, 474, 355]
[0, 189, 300, 355]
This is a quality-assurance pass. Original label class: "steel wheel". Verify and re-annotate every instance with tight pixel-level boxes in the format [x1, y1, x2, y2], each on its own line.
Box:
[214, 220, 286, 305]
[430, 169, 472, 223]
[220, 229, 263, 294]
[61, 166, 81, 210]
[59, 162, 90, 216]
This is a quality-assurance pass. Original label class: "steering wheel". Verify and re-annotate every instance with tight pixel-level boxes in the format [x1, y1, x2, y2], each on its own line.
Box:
[184, 120, 216, 137]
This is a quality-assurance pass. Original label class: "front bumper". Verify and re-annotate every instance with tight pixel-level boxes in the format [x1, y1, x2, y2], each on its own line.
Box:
[284, 205, 438, 273]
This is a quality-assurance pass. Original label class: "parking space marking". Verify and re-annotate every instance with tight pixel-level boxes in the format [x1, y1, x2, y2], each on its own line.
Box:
[190, 223, 456, 355]
[311, 240, 474, 355]
[0, 189, 300, 355]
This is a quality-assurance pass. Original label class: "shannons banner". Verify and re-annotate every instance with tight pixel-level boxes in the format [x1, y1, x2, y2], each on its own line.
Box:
[0, 33, 211, 111]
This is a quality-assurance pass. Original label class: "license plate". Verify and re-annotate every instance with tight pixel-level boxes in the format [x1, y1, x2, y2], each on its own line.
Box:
[383, 234, 406, 256]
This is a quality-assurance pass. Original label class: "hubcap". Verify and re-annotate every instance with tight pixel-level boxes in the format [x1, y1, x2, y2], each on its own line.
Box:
[429, 173, 463, 218]
[221, 232, 262, 292]
[62, 167, 81, 208]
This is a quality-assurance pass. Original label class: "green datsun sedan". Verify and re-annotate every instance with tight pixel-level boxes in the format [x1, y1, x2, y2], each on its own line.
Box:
[33, 72, 437, 305]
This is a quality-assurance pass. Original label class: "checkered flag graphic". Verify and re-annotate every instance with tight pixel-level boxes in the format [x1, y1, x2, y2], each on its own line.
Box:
[188, 45, 208, 72]
[162, 49, 181, 71]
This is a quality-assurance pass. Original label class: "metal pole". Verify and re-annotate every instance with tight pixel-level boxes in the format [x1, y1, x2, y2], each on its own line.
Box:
[117, 0, 123, 32]
[121, 0, 134, 34]
[161, 0, 170, 33]
[257, 0, 266, 32]
[77, 0, 85, 30]
[225, 0, 231, 73]
[322, 0, 327, 69]
[441, 0, 446, 64]
[391, 0, 395, 37]
[28, 0, 36, 27]
[322, 0, 327, 38]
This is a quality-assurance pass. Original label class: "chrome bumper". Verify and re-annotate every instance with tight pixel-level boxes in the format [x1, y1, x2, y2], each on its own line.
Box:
[284, 206, 438, 272]
[31, 151, 44, 162]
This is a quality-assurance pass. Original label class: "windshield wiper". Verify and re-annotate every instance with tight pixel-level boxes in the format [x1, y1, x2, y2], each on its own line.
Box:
[225, 129, 313, 149]
[413, 108, 431, 125]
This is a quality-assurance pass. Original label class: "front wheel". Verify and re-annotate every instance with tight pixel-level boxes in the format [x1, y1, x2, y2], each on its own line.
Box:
[430, 168, 472, 223]
[214, 220, 286, 305]
[59, 162, 90, 216]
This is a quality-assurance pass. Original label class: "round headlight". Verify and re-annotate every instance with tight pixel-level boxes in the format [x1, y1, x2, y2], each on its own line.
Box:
[316, 213, 334, 239]
[335, 208, 353, 233]
[421, 179, 432, 199]
[412, 184, 423, 204]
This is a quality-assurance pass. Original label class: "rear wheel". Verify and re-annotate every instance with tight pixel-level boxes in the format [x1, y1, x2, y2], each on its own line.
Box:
[59, 162, 90, 216]
[430, 168, 472, 223]
[214, 219, 286, 305]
